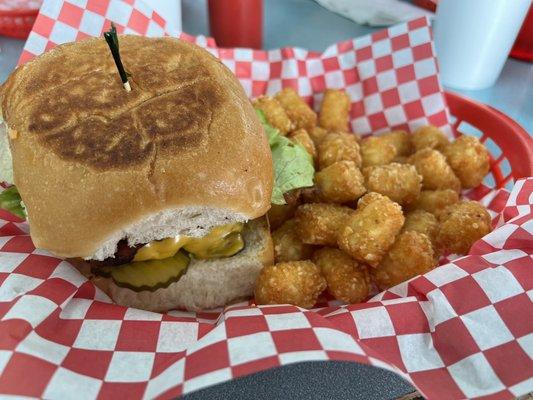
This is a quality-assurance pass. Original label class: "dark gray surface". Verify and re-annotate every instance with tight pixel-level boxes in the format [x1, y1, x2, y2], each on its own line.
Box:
[182, 361, 416, 400]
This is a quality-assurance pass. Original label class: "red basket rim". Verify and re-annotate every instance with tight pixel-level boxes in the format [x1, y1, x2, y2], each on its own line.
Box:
[0, 8, 39, 17]
[445, 90, 533, 179]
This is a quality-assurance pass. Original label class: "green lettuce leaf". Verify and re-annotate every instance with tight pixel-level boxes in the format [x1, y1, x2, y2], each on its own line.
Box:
[0, 186, 26, 219]
[256, 109, 315, 205]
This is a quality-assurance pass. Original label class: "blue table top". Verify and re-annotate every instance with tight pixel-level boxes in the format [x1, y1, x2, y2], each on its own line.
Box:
[0, 1, 530, 399]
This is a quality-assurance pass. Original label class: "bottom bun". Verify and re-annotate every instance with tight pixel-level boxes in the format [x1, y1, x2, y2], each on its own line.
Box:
[71, 218, 273, 312]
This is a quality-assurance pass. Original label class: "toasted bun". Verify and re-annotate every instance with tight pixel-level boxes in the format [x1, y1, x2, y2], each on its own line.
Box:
[0, 36, 272, 259]
[70, 218, 273, 311]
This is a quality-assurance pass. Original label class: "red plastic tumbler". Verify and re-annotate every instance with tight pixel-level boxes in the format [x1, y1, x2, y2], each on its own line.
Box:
[208, 0, 263, 49]
[510, 5, 533, 62]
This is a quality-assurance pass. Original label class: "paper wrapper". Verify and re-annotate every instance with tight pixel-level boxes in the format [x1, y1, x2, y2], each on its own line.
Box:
[0, 1, 531, 398]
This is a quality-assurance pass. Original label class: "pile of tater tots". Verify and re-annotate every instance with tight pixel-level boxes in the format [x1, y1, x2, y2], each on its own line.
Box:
[253, 88, 492, 309]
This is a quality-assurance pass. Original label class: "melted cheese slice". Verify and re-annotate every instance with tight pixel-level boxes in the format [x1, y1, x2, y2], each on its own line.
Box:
[133, 223, 244, 261]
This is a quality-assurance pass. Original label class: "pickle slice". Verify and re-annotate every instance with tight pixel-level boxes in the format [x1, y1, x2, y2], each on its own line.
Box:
[94, 251, 190, 292]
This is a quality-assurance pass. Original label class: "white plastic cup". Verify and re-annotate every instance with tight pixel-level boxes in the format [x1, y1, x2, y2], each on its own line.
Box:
[434, 0, 531, 90]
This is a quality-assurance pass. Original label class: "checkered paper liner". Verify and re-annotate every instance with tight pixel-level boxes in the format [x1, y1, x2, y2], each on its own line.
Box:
[19, 0, 451, 136]
[0, 0, 531, 398]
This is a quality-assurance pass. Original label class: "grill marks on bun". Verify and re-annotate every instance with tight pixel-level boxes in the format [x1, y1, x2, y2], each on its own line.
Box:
[33, 81, 223, 169]
[14, 39, 224, 170]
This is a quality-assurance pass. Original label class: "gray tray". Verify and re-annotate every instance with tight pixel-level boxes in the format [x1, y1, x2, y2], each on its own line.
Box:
[183, 361, 416, 400]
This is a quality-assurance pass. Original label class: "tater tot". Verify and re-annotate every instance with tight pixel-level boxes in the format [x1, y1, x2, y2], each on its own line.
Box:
[295, 203, 353, 246]
[313, 247, 370, 303]
[284, 188, 302, 205]
[268, 203, 298, 231]
[289, 128, 317, 160]
[356, 191, 383, 209]
[275, 88, 317, 131]
[442, 135, 490, 189]
[408, 149, 461, 192]
[393, 156, 409, 164]
[409, 189, 459, 215]
[318, 132, 362, 169]
[267, 204, 298, 230]
[315, 161, 366, 204]
[380, 130, 412, 157]
[360, 136, 397, 167]
[402, 210, 440, 255]
[411, 125, 450, 152]
[267, 189, 301, 230]
[300, 186, 324, 203]
[437, 201, 491, 255]
[254, 261, 327, 308]
[272, 220, 314, 262]
[253, 96, 292, 134]
[363, 163, 422, 207]
[372, 231, 436, 290]
[318, 89, 351, 132]
[308, 126, 329, 146]
[337, 192, 405, 267]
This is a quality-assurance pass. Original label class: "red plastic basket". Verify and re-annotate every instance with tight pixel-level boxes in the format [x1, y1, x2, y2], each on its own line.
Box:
[0, 4, 39, 39]
[445, 91, 533, 190]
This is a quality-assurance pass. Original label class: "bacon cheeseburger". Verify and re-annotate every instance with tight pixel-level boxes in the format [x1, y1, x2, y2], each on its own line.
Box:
[0, 35, 313, 311]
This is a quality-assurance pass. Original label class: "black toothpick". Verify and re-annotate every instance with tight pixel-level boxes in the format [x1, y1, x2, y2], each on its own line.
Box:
[104, 23, 131, 92]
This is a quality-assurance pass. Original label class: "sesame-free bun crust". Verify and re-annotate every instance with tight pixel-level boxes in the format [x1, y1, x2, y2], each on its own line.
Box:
[1, 36, 272, 259]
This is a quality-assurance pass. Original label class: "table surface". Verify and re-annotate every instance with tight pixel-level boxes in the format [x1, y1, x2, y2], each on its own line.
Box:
[0, 1, 530, 399]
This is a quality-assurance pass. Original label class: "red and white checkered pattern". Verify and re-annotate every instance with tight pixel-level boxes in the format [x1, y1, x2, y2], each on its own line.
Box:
[0, 180, 531, 399]
[19, 0, 450, 137]
[2, 0, 532, 398]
